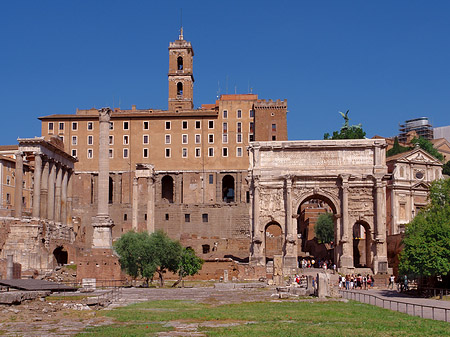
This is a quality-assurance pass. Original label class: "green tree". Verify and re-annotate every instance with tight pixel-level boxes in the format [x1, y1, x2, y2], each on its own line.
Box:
[411, 137, 444, 161]
[386, 137, 411, 157]
[443, 161, 450, 176]
[314, 212, 335, 243]
[323, 110, 366, 140]
[172, 247, 204, 287]
[399, 178, 450, 278]
[114, 230, 203, 287]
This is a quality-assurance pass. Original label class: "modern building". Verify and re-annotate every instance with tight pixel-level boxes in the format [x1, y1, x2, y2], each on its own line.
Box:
[398, 117, 433, 143]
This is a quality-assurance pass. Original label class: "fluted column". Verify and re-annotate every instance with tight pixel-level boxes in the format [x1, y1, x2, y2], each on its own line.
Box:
[47, 161, 56, 221]
[32, 152, 42, 218]
[250, 176, 264, 266]
[373, 178, 388, 274]
[55, 164, 62, 222]
[284, 176, 297, 269]
[147, 176, 155, 233]
[132, 177, 138, 231]
[40, 160, 49, 219]
[92, 107, 114, 249]
[66, 170, 73, 226]
[339, 174, 353, 269]
[61, 168, 68, 225]
[14, 151, 24, 219]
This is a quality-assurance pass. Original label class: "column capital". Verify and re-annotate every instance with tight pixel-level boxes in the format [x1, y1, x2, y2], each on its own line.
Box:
[98, 107, 112, 122]
[15, 150, 24, 157]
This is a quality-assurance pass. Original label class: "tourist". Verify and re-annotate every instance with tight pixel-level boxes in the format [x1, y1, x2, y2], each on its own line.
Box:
[371, 275, 375, 288]
[362, 275, 367, 290]
[389, 274, 395, 289]
[403, 275, 408, 291]
[345, 275, 350, 290]
[367, 274, 371, 288]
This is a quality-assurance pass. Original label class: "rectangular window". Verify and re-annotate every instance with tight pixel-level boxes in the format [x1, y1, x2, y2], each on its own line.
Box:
[208, 120, 214, 129]
[87, 135, 93, 145]
[109, 122, 114, 130]
[182, 121, 188, 129]
[60, 135, 64, 143]
[71, 149, 77, 157]
[208, 147, 214, 157]
[59, 122, 64, 131]
[165, 134, 171, 144]
[109, 149, 113, 158]
[143, 135, 149, 144]
[165, 121, 171, 130]
[272, 135, 277, 141]
[72, 122, 78, 131]
[165, 148, 171, 158]
[48, 122, 54, 133]
[223, 122, 228, 133]
[272, 123, 277, 132]
[222, 147, 228, 157]
[249, 134, 254, 142]
[109, 135, 114, 145]
[209, 174, 214, 184]
[185, 214, 190, 223]
[123, 121, 129, 130]
[182, 134, 188, 144]
[165, 213, 169, 221]
[222, 134, 228, 143]
[182, 148, 188, 158]
[6, 176, 10, 185]
[143, 121, 149, 130]
[237, 109, 242, 118]
[195, 120, 201, 129]
[250, 109, 255, 118]
[195, 147, 201, 157]
[237, 134, 242, 143]
[87, 149, 93, 159]
[202, 213, 208, 222]
[143, 148, 149, 158]
[195, 134, 201, 144]
[237, 122, 242, 133]
[87, 122, 93, 130]
[123, 148, 129, 158]
[208, 134, 214, 144]
[237, 147, 243, 157]
[250, 122, 254, 133]
[223, 110, 228, 119]
[6, 193, 10, 205]
[72, 136, 77, 145]
[123, 135, 129, 145]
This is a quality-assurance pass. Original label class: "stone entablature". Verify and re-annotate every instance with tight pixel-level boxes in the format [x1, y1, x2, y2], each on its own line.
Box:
[248, 139, 389, 274]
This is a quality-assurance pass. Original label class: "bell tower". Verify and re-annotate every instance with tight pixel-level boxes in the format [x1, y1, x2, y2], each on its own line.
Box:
[168, 28, 194, 111]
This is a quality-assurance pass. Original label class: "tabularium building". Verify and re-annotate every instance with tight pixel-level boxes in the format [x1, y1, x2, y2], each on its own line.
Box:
[39, 30, 288, 264]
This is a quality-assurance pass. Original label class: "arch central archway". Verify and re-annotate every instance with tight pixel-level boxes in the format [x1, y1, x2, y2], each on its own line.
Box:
[297, 194, 337, 266]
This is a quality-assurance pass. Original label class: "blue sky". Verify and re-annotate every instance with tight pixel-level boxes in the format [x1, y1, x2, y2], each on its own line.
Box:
[1, 1, 449, 144]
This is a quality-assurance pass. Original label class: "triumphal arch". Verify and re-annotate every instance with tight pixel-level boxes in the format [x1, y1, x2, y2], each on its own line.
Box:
[248, 139, 389, 274]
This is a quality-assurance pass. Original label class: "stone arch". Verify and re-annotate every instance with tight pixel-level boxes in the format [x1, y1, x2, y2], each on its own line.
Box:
[296, 193, 339, 264]
[352, 220, 373, 268]
[222, 175, 235, 203]
[53, 246, 68, 266]
[265, 221, 283, 263]
[161, 175, 174, 203]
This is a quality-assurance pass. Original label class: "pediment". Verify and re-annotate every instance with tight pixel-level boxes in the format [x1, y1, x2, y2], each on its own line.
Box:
[411, 182, 430, 190]
[403, 149, 440, 164]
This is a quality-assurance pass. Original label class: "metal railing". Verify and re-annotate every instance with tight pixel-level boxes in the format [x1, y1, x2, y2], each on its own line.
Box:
[340, 290, 450, 323]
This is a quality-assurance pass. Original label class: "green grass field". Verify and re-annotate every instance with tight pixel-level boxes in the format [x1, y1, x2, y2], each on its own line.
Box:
[78, 299, 450, 336]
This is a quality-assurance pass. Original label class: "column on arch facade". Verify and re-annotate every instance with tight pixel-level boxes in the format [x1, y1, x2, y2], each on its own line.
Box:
[284, 176, 297, 269]
[339, 174, 353, 269]
[250, 176, 264, 266]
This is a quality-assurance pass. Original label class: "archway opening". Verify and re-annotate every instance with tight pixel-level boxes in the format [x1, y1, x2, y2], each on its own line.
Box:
[108, 176, 114, 204]
[161, 175, 174, 203]
[53, 246, 68, 266]
[353, 221, 372, 268]
[265, 222, 282, 265]
[297, 195, 336, 266]
[177, 56, 183, 70]
[222, 175, 235, 203]
[177, 82, 183, 96]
